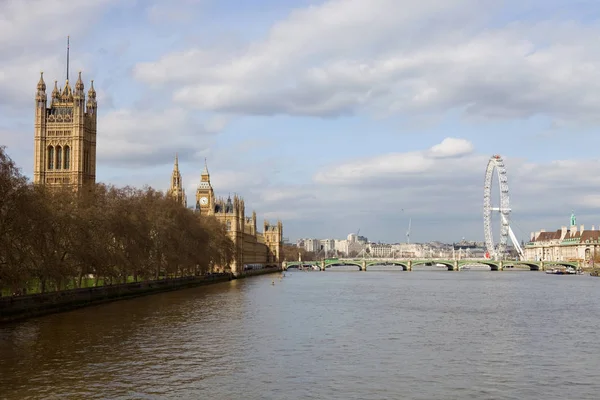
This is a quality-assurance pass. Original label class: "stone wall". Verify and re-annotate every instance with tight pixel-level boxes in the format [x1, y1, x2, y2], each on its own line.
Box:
[242, 231, 270, 264]
[0, 274, 231, 324]
[242, 266, 282, 278]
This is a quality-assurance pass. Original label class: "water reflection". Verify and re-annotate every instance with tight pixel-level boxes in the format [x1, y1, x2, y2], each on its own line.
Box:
[1, 272, 600, 399]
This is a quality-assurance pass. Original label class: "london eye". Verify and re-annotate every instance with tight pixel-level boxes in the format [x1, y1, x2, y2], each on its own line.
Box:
[483, 155, 524, 260]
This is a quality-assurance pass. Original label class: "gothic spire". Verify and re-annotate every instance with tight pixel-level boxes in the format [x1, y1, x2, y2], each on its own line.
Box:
[168, 153, 186, 207]
[202, 157, 209, 175]
[75, 71, 84, 91]
[37, 72, 46, 92]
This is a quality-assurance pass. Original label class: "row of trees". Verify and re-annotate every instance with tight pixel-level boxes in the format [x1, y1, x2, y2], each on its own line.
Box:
[281, 245, 317, 262]
[0, 146, 235, 295]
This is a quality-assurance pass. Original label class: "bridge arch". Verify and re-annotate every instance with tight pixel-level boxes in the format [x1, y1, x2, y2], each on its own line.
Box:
[365, 261, 410, 271]
[409, 260, 456, 270]
[452, 260, 503, 270]
[326, 261, 362, 271]
[541, 261, 579, 269]
[283, 261, 319, 271]
[502, 262, 540, 271]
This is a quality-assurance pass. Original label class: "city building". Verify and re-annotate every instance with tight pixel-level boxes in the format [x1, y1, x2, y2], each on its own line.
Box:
[524, 214, 600, 263]
[33, 70, 97, 188]
[369, 243, 393, 258]
[192, 160, 283, 276]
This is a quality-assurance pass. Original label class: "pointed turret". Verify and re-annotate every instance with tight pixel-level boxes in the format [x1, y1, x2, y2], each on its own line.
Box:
[51, 80, 60, 104]
[225, 194, 233, 213]
[37, 72, 46, 92]
[86, 80, 97, 113]
[36, 72, 47, 108]
[74, 71, 84, 96]
[87, 79, 96, 98]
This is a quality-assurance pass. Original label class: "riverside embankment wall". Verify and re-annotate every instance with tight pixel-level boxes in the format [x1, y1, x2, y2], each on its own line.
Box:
[0, 274, 232, 324]
[241, 266, 282, 278]
[0, 267, 282, 324]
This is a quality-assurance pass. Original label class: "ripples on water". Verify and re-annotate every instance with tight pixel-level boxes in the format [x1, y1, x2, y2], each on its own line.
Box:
[1, 270, 600, 399]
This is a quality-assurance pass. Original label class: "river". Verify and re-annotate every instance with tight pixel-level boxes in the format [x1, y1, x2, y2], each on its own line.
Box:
[1, 269, 600, 399]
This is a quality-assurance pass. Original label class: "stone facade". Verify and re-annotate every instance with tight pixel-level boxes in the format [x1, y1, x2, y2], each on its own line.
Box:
[167, 154, 187, 207]
[34, 71, 97, 188]
[192, 160, 283, 276]
[524, 220, 600, 264]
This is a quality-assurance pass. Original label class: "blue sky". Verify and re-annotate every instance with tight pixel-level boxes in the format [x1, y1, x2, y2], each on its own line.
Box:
[2, 0, 600, 244]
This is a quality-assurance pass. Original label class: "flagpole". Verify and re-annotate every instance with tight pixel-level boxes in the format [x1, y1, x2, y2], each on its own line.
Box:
[66, 36, 70, 81]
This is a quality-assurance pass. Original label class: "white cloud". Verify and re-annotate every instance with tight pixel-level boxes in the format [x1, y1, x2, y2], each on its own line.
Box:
[314, 137, 478, 184]
[131, 0, 600, 124]
[0, 0, 119, 106]
[222, 136, 600, 242]
[98, 108, 223, 166]
[428, 138, 474, 159]
[3, 0, 600, 243]
[0, 0, 116, 52]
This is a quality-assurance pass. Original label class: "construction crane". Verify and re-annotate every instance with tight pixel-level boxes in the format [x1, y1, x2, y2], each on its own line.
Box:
[406, 218, 411, 244]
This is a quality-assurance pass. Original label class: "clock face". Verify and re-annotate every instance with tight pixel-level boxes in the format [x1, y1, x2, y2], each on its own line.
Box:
[200, 197, 208, 205]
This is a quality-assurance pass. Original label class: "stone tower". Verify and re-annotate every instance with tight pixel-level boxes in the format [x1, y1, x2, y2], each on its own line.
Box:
[33, 69, 97, 188]
[195, 159, 214, 216]
[263, 220, 283, 264]
[167, 154, 186, 206]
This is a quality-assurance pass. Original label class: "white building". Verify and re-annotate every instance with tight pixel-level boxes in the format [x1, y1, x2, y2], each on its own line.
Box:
[300, 238, 320, 253]
[334, 239, 349, 255]
[319, 239, 335, 251]
[524, 223, 600, 263]
[369, 243, 393, 258]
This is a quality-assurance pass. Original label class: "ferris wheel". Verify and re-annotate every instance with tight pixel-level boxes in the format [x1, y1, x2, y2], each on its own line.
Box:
[483, 155, 524, 261]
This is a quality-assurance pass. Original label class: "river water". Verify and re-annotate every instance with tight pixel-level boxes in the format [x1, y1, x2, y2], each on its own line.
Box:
[1, 269, 600, 399]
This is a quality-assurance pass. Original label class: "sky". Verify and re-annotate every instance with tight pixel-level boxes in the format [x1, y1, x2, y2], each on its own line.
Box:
[2, 0, 600, 244]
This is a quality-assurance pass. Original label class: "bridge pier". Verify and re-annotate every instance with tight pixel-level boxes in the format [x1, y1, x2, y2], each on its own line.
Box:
[321, 260, 326, 271]
[407, 260, 412, 271]
[282, 261, 287, 271]
[540, 261, 545, 271]
[361, 260, 367, 271]
[453, 260, 459, 271]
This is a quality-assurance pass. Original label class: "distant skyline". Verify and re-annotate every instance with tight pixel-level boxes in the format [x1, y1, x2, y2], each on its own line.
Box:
[2, 0, 600, 243]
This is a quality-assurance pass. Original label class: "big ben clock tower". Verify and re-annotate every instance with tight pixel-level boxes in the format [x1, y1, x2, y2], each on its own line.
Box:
[195, 159, 214, 216]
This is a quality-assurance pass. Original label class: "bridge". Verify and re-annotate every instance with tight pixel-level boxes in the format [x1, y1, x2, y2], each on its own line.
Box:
[282, 258, 582, 271]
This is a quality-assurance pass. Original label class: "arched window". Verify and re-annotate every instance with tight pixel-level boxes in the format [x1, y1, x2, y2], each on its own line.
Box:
[226, 221, 232, 231]
[47, 146, 54, 169]
[55, 146, 62, 170]
[63, 146, 70, 169]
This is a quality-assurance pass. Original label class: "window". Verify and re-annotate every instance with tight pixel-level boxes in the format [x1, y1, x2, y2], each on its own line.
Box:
[56, 146, 62, 170]
[47, 146, 54, 169]
[64, 146, 70, 169]
[226, 221, 232, 231]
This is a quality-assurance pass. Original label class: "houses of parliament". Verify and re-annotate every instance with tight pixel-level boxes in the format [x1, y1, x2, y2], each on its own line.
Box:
[33, 66, 282, 277]
[167, 155, 283, 275]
